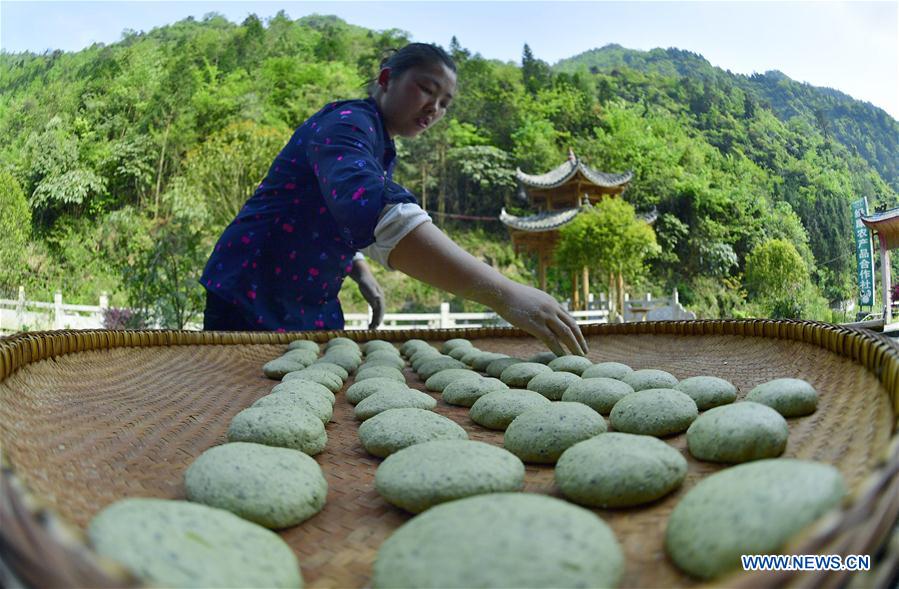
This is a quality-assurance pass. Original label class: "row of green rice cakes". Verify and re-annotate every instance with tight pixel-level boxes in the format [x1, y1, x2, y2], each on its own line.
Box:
[87, 336, 845, 588]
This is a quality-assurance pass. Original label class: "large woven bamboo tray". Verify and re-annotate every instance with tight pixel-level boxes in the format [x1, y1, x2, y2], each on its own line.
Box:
[1, 320, 898, 588]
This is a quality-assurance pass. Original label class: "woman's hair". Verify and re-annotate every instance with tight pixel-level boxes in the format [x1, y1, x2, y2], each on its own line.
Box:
[365, 43, 456, 95]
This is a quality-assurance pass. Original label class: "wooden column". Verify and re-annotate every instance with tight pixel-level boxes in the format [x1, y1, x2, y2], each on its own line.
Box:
[582, 266, 590, 310]
[572, 271, 580, 311]
[880, 233, 892, 324]
[537, 252, 547, 292]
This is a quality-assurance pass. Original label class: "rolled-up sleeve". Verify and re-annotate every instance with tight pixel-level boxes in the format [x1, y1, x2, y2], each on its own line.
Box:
[305, 105, 417, 250]
[361, 203, 432, 269]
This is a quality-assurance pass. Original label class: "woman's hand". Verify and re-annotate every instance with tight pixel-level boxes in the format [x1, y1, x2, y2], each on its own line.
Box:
[388, 222, 589, 356]
[349, 258, 385, 329]
[487, 280, 588, 357]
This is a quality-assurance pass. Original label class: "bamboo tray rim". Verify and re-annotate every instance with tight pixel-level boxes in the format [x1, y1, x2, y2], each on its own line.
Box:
[1, 319, 898, 588]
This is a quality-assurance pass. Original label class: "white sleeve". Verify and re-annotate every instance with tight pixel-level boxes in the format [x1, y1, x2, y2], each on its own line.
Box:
[352, 251, 366, 262]
[360, 203, 433, 270]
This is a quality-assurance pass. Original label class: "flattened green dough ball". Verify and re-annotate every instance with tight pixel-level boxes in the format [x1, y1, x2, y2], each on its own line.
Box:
[283, 368, 342, 392]
[363, 351, 405, 370]
[185, 442, 327, 529]
[359, 408, 469, 458]
[622, 368, 679, 391]
[88, 498, 303, 588]
[469, 389, 552, 430]
[228, 406, 327, 455]
[610, 388, 698, 437]
[425, 368, 480, 392]
[320, 349, 361, 373]
[282, 349, 317, 367]
[745, 378, 818, 417]
[400, 339, 430, 357]
[374, 441, 525, 513]
[459, 347, 485, 366]
[548, 355, 593, 375]
[418, 357, 468, 380]
[666, 459, 846, 579]
[410, 349, 441, 369]
[486, 357, 525, 378]
[528, 351, 558, 364]
[355, 364, 406, 383]
[582, 362, 634, 380]
[556, 433, 687, 507]
[346, 377, 410, 405]
[372, 493, 623, 589]
[526, 371, 582, 401]
[325, 336, 359, 352]
[287, 339, 319, 354]
[308, 361, 348, 382]
[251, 391, 333, 424]
[269, 379, 335, 405]
[500, 362, 553, 387]
[448, 346, 476, 360]
[263, 358, 306, 380]
[471, 352, 511, 372]
[363, 340, 398, 355]
[355, 389, 437, 421]
[561, 377, 634, 414]
[675, 376, 737, 410]
[504, 402, 607, 464]
[443, 377, 508, 407]
[440, 338, 473, 354]
[687, 402, 788, 463]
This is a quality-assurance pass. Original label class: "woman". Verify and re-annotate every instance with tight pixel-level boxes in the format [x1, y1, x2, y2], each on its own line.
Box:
[201, 43, 587, 356]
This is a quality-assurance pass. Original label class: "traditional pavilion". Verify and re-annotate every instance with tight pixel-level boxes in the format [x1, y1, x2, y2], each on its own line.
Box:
[861, 206, 899, 324]
[499, 149, 636, 310]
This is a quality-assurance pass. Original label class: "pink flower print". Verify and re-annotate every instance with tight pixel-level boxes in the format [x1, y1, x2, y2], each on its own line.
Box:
[275, 166, 279, 172]
[311, 122, 317, 128]
[292, 274, 299, 281]
[352, 186, 366, 200]
[227, 241, 232, 248]
[331, 189, 337, 198]
[241, 260, 248, 268]
[275, 267, 282, 275]
[252, 262, 257, 269]
[345, 264, 353, 273]
[340, 110, 353, 115]
[215, 245, 221, 252]
[321, 283, 328, 290]
[340, 255, 346, 260]
[241, 235, 251, 245]
[337, 155, 343, 161]
[215, 282, 221, 288]
[314, 320, 325, 328]
[247, 290, 257, 300]
[325, 137, 331, 145]
[309, 268, 320, 277]
[206, 279, 212, 286]
[285, 183, 296, 190]
[319, 206, 327, 214]
[282, 223, 294, 233]
[275, 328, 285, 333]
[369, 126, 374, 132]
[289, 250, 297, 260]
[291, 158, 296, 164]
[313, 163, 319, 176]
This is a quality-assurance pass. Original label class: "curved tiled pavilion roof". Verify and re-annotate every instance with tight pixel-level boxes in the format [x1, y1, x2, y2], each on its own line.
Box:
[516, 151, 633, 189]
[499, 207, 581, 232]
[862, 207, 899, 250]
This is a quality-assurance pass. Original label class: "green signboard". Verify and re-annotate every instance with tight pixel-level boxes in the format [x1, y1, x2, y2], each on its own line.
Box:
[851, 198, 874, 307]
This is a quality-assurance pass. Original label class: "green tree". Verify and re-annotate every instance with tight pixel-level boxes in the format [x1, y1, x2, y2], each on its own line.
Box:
[556, 197, 659, 315]
[0, 171, 32, 295]
[745, 238, 809, 309]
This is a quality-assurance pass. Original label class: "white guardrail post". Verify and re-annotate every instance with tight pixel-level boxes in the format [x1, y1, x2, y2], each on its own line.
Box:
[54, 292, 64, 329]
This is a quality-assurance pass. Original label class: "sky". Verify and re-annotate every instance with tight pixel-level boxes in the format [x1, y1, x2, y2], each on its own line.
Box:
[1, 0, 897, 119]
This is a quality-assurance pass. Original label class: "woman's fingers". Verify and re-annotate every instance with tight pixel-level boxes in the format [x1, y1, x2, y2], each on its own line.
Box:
[559, 311, 589, 355]
[547, 315, 584, 356]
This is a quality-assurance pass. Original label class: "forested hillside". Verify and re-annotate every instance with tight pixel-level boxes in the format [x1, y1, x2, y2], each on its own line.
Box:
[1, 13, 896, 327]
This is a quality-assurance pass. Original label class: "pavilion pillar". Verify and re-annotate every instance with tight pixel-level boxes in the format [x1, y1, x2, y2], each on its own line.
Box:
[582, 266, 590, 310]
[537, 251, 547, 292]
[572, 272, 580, 311]
[879, 233, 892, 324]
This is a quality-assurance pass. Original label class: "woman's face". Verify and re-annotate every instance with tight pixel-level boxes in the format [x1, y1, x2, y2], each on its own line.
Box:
[376, 61, 457, 138]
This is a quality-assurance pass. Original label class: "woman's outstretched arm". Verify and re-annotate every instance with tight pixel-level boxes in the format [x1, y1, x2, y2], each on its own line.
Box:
[388, 222, 588, 356]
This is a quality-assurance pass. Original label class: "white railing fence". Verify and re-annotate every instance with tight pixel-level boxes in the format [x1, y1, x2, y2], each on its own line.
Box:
[0, 287, 692, 334]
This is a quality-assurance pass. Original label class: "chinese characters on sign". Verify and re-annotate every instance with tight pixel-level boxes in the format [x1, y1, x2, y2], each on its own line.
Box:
[851, 198, 874, 307]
